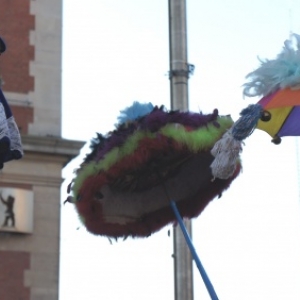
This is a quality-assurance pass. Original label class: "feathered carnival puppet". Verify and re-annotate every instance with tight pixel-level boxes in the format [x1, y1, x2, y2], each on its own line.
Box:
[66, 33, 300, 240]
[67, 104, 241, 238]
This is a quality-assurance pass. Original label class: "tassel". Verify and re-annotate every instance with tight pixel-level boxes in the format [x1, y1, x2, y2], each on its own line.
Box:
[210, 131, 242, 180]
[210, 104, 262, 180]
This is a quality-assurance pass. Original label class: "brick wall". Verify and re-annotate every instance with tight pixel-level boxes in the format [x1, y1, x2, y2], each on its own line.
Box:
[0, 2, 34, 297]
[0, 0, 35, 134]
[10, 105, 33, 134]
[0, 0, 35, 94]
[0, 250, 30, 300]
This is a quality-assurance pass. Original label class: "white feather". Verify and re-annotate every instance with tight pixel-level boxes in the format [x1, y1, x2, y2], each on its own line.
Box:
[243, 33, 300, 97]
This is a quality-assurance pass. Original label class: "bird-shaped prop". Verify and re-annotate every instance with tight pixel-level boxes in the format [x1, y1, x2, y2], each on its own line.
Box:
[67, 104, 241, 239]
[67, 33, 300, 238]
[66, 33, 300, 300]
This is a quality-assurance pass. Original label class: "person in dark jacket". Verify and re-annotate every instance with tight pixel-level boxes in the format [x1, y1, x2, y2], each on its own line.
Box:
[0, 36, 23, 168]
[0, 36, 6, 54]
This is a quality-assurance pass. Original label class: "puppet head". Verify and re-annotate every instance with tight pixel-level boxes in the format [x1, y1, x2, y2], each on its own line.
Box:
[244, 33, 300, 144]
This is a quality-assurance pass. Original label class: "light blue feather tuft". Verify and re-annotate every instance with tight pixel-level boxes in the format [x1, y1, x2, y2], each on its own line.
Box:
[117, 101, 154, 124]
[243, 33, 300, 97]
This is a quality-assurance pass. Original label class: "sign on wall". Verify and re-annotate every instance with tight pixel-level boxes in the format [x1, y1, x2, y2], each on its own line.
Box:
[0, 188, 34, 234]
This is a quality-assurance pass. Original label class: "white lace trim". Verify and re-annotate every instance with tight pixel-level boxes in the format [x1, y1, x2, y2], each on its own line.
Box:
[6, 116, 23, 155]
[0, 103, 10, 140]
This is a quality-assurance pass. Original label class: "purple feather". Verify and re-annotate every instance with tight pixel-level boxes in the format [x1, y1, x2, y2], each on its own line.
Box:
[84, 105, 221, 164]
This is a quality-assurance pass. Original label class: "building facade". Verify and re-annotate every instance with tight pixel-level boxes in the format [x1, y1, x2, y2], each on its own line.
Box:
[0, 1, 83, 299]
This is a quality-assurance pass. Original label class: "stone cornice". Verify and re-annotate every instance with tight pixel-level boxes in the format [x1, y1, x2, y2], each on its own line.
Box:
[0, 172, 62, 187]
[21, 134, 85, 167]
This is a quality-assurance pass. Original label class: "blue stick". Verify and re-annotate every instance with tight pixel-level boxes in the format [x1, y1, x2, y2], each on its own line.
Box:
[170, 200, 219, 300]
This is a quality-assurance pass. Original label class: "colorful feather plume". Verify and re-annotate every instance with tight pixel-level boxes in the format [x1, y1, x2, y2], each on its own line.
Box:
[67, 103, 241, 238]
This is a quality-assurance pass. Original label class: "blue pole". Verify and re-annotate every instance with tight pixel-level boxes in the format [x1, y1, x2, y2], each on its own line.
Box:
[170, 200, 219, 300]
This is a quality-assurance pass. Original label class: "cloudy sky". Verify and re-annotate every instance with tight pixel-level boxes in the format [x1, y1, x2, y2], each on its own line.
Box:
[60, 1, 300, 299]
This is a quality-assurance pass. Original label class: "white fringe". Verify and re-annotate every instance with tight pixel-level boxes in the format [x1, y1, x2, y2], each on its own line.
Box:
[210, 131, 242, 180]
